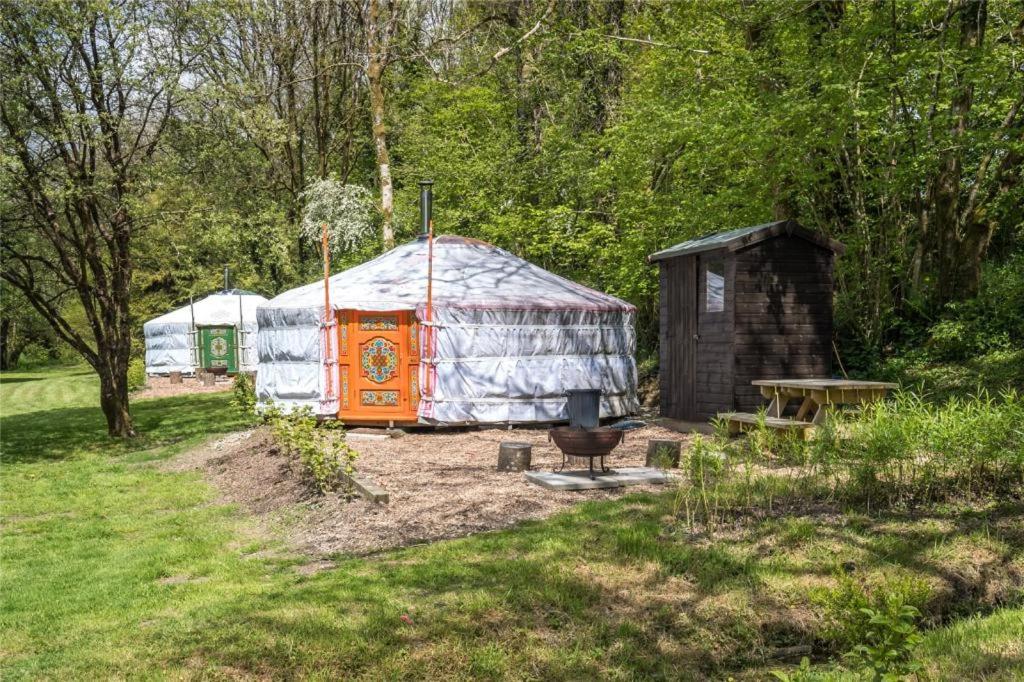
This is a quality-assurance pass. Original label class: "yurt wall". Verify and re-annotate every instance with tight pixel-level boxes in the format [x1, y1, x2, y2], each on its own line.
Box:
[256, 236, 638, 425]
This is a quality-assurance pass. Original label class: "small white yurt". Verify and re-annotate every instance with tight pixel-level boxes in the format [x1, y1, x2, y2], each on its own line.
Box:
[144, 290, 267, 376]
[256, 235, 638, 425]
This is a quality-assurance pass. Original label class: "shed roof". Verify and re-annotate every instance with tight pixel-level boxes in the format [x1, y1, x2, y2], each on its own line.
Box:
[648, 220, 844, 262]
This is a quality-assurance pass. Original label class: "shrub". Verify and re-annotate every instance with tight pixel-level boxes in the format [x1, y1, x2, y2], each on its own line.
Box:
[649, 443, 679, 470]
[845, 604, 924, 681]
[127, 358, 147, 391]
[16, 342, 56, 369]
[300, 178, 376, 252]
[231, 373, 258, 424]
[816, 575, 928, 680]
[922, 254, 1024, 363]
[264, 405, 359, 495]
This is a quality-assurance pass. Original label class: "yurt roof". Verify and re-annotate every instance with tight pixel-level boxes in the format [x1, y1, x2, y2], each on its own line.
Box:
[144, 291, 268, 328]
[262, 235, 634, 312]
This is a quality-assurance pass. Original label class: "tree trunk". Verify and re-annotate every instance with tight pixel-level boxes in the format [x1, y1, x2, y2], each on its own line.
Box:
[925, 0, 987, 305]
[97, 353, 135, 437]
[367, 0, 395, 249]
[0, 317, 11, 371]
[368, 62, 395, 249]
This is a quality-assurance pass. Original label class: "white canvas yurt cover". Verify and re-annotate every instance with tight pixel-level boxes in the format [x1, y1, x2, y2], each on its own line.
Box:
[257, 235, 638, 424]
[144, 290, 267, 375]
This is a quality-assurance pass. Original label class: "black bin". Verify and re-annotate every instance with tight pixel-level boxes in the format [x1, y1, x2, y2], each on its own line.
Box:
[565, 389, 601, 429]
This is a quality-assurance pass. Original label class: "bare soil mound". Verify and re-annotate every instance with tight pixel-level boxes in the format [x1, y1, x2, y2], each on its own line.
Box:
[164, 428, 317, 513]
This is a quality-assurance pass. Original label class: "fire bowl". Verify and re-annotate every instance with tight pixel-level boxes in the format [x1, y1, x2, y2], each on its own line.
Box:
[547, 426, 624, 458]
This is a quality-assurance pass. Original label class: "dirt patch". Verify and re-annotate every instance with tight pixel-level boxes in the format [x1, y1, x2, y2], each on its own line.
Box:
[294, 559, 337, 575]
[168, 423, 690, 556]
[165, 429, 317, 514]
[637, 372, 660, 409]
[134, 374, 233, 400]
[157, 574, 210, 586]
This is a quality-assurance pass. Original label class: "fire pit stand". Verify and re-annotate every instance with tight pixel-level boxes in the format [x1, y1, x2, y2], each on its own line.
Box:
[556, 450, 611, 478]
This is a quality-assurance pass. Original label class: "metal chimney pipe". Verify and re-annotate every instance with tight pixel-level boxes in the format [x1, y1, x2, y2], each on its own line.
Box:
[223, 266, 230, 291]
[419, 180, 433, 236]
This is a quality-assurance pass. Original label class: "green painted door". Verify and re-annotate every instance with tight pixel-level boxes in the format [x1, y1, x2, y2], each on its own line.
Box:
[199, 326, 237, 373]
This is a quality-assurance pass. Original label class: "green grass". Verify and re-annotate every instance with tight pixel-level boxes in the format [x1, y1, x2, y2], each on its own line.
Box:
[919, 608, 1024, 680]
[0, 366, 98, 418]
[2, 366, 1023, 679]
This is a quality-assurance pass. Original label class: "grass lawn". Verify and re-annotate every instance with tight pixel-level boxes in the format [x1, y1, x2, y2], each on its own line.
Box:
[1, 366, 1022, 679]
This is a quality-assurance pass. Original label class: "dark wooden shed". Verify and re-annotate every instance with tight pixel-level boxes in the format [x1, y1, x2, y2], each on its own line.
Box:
[649, 220, 845, 421]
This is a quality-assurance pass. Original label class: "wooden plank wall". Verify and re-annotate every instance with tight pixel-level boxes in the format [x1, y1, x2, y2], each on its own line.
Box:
[732, 236, 833, 412]
[658, 257, 696, 419]
[695, 251, 735, 419]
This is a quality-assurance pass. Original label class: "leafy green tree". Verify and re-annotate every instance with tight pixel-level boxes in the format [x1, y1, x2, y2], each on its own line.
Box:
[0, 0, 193, 435]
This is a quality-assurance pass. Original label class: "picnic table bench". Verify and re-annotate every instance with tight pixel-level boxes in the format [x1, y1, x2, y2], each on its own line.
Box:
[720, 378, 898, 440]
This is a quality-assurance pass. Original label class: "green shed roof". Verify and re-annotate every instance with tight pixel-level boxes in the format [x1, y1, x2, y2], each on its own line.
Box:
[648, 220, 844, 262]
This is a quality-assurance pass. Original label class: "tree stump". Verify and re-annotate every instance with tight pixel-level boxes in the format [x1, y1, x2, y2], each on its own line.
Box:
[200, 372, 215, 387]
[169, 371, 182, 385]
[646, 439, 681, 468]
[497, 442, 532, 472]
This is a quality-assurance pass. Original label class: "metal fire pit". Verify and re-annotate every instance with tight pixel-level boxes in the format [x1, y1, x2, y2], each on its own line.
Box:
[548, 426, 624, 480]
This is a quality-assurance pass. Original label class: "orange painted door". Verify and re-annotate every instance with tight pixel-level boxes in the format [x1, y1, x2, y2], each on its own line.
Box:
[337, 310, 420, 423]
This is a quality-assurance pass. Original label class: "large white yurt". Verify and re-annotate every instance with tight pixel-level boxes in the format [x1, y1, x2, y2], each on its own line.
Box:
[256, 235, 638, 425]
[144, 290, 267, 376]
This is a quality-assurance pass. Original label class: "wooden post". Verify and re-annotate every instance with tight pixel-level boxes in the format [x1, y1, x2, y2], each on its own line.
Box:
[497, 442, 532, 472]
[322, 221, 335, 407]
[424, 188, 435, 408]
[795, 397, 815, 421]
[339, 471, 389, 504]
[646, 439, 681, 468]
[169, 371, 182, 385]
[200, 372, 215, 387]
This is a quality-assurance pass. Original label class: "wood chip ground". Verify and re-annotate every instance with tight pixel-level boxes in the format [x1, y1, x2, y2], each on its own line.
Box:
[166, 424, 691, 556]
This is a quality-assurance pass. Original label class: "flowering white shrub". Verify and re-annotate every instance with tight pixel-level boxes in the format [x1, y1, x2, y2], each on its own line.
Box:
[300, 179, 376, 252]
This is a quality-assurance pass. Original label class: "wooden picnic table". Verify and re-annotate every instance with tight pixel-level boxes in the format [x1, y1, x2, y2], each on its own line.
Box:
[722, 378, 898, 439]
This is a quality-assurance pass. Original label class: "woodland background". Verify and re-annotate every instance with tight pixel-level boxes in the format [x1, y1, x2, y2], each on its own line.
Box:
[2, 0, 1022, 432]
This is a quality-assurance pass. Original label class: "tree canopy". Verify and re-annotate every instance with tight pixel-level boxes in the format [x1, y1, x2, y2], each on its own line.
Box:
[1, 0, 1022, 431]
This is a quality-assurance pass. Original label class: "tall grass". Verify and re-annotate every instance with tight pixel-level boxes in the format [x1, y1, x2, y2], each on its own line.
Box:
[839, 391, 1024, 507]
[673, 391, 1024, 527]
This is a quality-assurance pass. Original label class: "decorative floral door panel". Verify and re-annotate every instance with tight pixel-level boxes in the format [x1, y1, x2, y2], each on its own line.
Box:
[336, 310, 420, 422]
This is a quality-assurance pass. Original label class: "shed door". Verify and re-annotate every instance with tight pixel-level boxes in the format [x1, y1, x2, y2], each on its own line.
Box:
[661, 257, 697, 420]
[198, 326, 237, 373]
[695, 255, 733, 419]
[336, 310, 420, 423]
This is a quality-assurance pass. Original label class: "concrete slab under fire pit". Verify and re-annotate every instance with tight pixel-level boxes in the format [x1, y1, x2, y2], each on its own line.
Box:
[525, 467, 673, 491]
